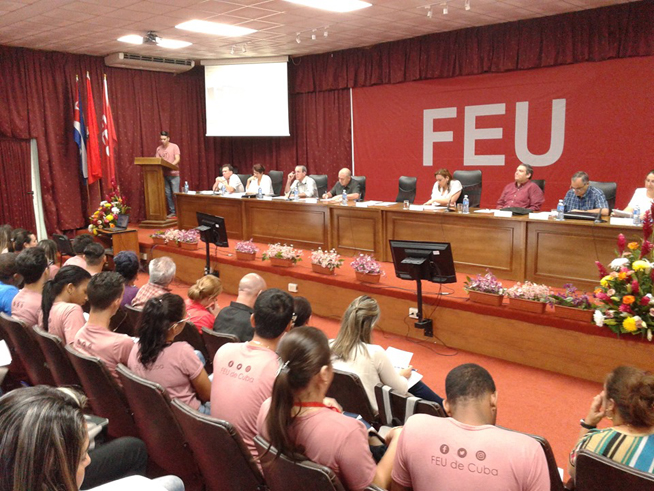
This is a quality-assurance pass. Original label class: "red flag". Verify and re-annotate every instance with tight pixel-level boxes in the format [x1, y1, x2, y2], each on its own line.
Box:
[85, 72, 102, 184]
[102, 74, 117, 183]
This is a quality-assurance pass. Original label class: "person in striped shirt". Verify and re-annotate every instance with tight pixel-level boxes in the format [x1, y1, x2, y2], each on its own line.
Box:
[569, 366, 654, 479]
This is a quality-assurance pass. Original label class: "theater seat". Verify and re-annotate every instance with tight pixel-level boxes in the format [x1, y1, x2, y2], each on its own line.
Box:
[575, 449, 654, 491]
[374, 384, 446, 426]
[396, 176, 418, 204]
[116, 364, 203, 491]
[589, 180, 617, 211]
[53, 234, 75, 265]
[237, 173, 250, 191]
[171, 399, 266, 491]
[325, 369, 378, 427]
[124, 304, 143, 334]
[201, 327, 239, 362]
[453, 170, 482, 208]
[33, 325, 82, 388]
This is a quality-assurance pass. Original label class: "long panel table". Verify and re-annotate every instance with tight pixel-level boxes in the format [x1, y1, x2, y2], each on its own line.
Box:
[176, 193, 641, 289]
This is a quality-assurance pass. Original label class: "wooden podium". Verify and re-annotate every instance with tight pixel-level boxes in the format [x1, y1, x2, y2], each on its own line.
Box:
[135, 157, 178, 228]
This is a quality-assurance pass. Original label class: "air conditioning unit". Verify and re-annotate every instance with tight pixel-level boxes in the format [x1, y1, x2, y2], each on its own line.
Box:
[104, 52, 195, 74]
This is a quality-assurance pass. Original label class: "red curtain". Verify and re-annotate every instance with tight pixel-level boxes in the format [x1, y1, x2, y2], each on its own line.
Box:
[290, 1, 654, 94]
[0, 139, 36, 231]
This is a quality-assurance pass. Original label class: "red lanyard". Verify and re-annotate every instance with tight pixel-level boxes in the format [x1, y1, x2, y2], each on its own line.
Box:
[293, 402, 341, 413]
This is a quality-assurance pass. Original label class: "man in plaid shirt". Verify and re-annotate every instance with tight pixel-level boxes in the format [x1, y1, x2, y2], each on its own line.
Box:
[562, 171, 609, 215]
[131, 256, 176, 308]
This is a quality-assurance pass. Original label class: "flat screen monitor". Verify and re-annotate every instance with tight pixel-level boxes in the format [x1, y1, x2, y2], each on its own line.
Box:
[196, 212, 228, 247]
[389, 240, 456, 284]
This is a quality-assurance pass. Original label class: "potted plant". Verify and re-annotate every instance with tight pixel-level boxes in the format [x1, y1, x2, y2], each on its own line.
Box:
[550, 283, 594, 322]
[593, 210, 654, 341]
[150, 230, 168, 245]
[262, 243, 302, 268]
[310, 248, 343, 275]
[350, 254, 383, 283]
[177, 229, 200, 250]
[464, 270, 505, 306]
[235, 239, 259, 261]
[506, 281, 551, 314]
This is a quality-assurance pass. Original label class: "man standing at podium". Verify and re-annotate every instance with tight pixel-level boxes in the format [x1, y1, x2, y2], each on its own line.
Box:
[155, 131, 181, 218]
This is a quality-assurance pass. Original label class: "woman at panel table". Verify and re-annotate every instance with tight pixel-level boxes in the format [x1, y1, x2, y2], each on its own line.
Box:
[245, 163, 274, 196]
[423, 168, 462, 206]
[568, 366, 654, 482]
[616, 170, 654, 217]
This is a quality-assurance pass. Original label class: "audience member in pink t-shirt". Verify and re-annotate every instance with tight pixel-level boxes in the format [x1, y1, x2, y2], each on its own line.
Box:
[127, 293, 210, 412]
[259, 326, 399, 491]
[72, 272, 132, 385]
[63, 255, 86, 268]
[186, 274, 222, 333]
[211, 288, 293, 457]
[11, 247, 49, 327]
[41, 265, 91, 344]
[391, 364, 550, 491]
[63, 234, 94, 268]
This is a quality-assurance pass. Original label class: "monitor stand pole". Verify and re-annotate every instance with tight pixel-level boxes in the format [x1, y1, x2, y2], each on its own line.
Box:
[414, 277, 433, 337]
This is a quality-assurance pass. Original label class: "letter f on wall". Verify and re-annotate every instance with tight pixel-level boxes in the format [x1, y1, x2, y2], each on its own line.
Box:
[423, 107, 457, 166]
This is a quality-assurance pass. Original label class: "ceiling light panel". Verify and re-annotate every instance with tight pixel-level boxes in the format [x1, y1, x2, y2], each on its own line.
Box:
[283, 0, 372, 14]
[176, 20, 257, 37]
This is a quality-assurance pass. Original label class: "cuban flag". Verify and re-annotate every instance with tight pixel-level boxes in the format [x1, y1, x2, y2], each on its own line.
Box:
[73, 76, 88, 181]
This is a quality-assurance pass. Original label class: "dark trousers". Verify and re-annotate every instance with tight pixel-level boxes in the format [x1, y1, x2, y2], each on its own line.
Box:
[81, 437, 148, 489]
[409, 380, 444, 407]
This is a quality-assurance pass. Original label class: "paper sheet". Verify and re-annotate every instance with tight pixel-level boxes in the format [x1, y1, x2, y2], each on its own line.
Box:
[0, 340, 12, 366]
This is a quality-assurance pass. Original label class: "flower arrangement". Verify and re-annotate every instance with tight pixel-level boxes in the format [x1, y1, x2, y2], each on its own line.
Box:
[235, 239, 259, 255]
[262, 243, 302, 264]
[463, 270, 505, 295]
[505, 281, 551, 302]
[88, 182, 130, 235]
[593, 205, 654, 341]
[350, 254, 383, 275]
[149, 228, 199, 244]
[311, 248, 344, 271]
[549, 283, 593, 310]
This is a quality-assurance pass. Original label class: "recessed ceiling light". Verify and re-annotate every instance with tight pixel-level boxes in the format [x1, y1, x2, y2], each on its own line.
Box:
[157, 38, 192, 49]
[176, 20, 257, 37]
[284, 0, 372, 13]
[118, 35, 144, 45]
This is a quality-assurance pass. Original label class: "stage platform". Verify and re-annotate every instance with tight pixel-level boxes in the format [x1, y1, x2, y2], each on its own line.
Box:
[129, 225, 652, 384]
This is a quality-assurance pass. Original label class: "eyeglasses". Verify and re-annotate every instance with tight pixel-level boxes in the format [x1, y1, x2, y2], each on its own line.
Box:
[570, 184, 588, 191]
[169, 316, 192, 330]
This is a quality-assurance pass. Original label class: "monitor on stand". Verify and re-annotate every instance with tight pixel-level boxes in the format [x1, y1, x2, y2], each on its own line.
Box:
[196, 212, 228, 275]
[389, 240, 457, 337]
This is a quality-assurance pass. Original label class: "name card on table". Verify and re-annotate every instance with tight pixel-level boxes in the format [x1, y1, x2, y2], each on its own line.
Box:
[494, 210, 513, 218]
[187, 191, 197, 195]
[610, 217, 637, 226]
[304, 198, 318, 204]
[409, 205, 425, 211]
[262, 196, 273, 201]
[528, 212, 550, 221]
[355, 202, 369, 208]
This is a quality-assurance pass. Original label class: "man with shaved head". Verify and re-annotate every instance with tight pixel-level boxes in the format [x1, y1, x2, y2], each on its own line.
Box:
[213, 272, 266, 341]
[322, 167, 361, 202]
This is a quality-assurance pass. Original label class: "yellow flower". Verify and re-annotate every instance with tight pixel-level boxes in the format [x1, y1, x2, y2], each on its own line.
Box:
[618, 272, 628, 281]
[632, 260, 652, 273]
[105, 214, 114, 221]
[628, 242, 639, 250]
[93, 229, 99, 236]
[600, 275, 613, 287]
[623, 316, 637, 332]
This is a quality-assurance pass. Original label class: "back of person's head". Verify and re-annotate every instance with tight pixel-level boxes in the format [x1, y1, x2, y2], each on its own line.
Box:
[331, 295, 380, 362]
[445, 363, 496, 406]
[238, 273, 266, 298]
[572, 171, 590, 184]
[0, 225, 13, 253]
[42, 266, 91, 333]
[86, 271, 124, 311]
[138, 293, 185, 368]
[267, 326, 332, 458]
[0, 253, 19, 285]
[72, 234, 94, 255]
[15, 247, 48, 285]
[37, 239, 58, 265]
[114, 251, 140, 283]
[0, 386, 87, 491]
[148, 256, 176, 286]
[83, 242, 105, 267]
[292, 296, 312, 328]
[605, 366, 654, 428]
[253, 288, 294, 339]
[188, 274, 223, 302]
[11, 228, 35, 253]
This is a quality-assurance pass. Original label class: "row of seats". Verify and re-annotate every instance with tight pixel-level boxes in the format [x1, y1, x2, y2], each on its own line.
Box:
[1, 311, 649, 490]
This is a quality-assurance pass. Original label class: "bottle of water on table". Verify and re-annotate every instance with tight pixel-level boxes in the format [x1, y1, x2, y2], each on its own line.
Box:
[257, 186, 263, 199]
[462, 195, 469, 214]
[341, 189, 348, 205]
[556, 200, 565, 221]
[633, 205, 641, 226]
[293, 186, 299, 201]
[184, 181, 189, 193]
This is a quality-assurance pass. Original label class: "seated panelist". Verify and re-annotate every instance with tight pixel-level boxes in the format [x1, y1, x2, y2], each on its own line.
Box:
[245, 163, 274, 196]
[615, 169, 654, 218]
[562, 171, 609, 215]
[496, 164, 544, 211]
[424, 168, 462, 206]
[213, 164, 244, 194]
[284, 165, 317, 198]
[322, 168, 360, 202]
